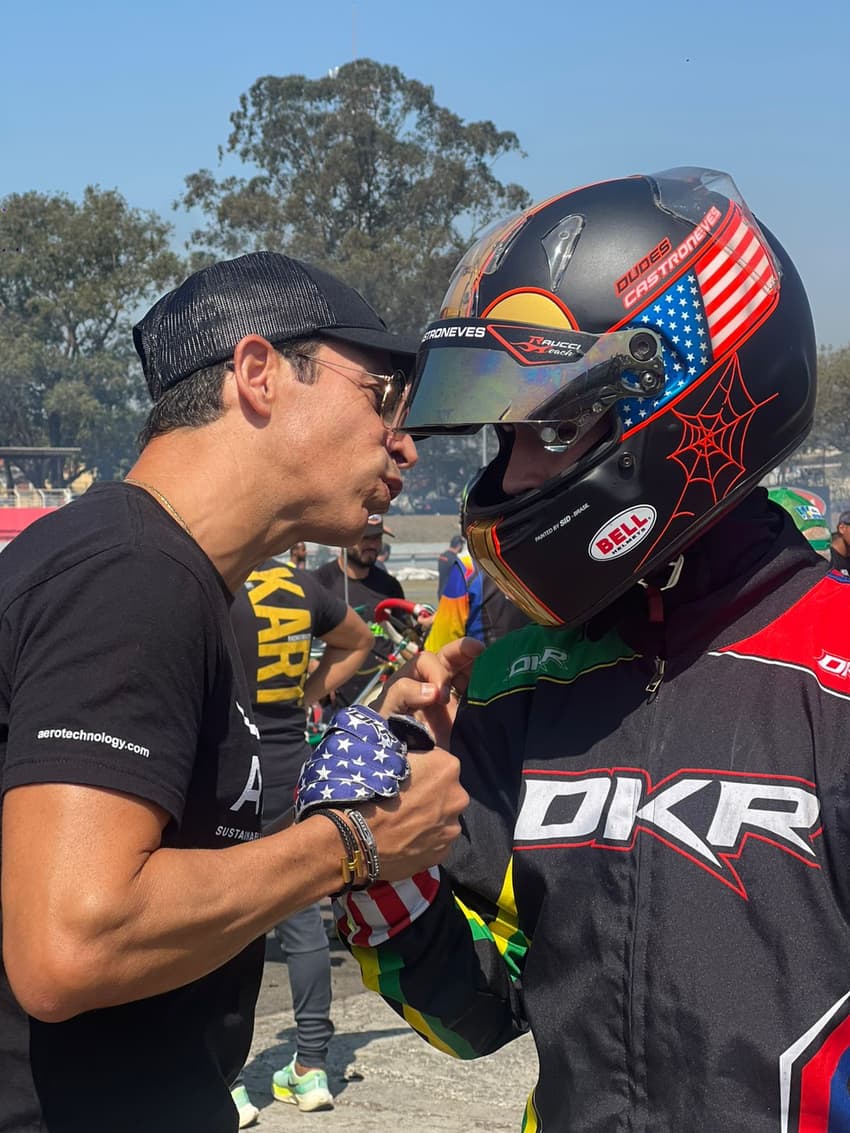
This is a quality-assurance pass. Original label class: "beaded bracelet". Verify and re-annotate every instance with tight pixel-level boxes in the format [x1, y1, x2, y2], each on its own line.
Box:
[312, 808, 367, 896]
[344, 808, 381, 886]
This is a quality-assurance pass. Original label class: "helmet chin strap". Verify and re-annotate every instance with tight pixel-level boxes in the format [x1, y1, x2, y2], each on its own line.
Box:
[638, 554, 685, 595]
[637, 554, 685, 701]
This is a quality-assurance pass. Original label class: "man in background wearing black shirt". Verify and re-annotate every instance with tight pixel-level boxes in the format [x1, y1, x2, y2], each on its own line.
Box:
[312, 515, 406, 706]
[230, 553, 371, 1123]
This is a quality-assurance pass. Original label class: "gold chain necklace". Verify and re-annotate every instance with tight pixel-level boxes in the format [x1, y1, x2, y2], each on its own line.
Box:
[124, 478, 195, 540]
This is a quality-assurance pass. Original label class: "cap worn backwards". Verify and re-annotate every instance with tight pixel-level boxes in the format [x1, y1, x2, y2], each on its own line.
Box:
[133, 251, 419, 400]
[365, 514, 394, 538]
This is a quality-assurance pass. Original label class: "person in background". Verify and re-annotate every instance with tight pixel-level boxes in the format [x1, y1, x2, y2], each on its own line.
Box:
[330, 168, 846, 1133]
[766, 487, 831, 561]
[229, 551, 372, 1124]
[829, 510, 850, 572]
[289, 541, 308, 570]
[425, 550, 529, 653]
[803, 526, 832, 561]
[376, 541, 392, 572]
[0, 250, 468, 1133]
[436, 534, 464, 600]
[311, 515, 405, 705]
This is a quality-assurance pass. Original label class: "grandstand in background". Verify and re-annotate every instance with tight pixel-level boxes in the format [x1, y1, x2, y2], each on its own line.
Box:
[0, 447, 81, 549]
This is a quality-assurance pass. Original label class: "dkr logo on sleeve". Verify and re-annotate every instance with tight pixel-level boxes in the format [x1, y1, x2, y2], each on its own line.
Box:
[711, 574, 850, 703]
[514, 767, 821, 898]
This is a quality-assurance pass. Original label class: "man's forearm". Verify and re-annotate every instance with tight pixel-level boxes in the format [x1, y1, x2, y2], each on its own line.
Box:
[2, 804, 344, 1022]
[3, 743, 467, 1023]
[303, 644, 371, 703]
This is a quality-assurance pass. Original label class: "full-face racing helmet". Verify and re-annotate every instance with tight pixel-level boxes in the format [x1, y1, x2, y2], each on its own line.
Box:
[404, 168, 816, 628]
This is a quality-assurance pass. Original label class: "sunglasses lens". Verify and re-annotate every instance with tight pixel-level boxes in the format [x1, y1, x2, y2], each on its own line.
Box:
[383, 372, 411, 428]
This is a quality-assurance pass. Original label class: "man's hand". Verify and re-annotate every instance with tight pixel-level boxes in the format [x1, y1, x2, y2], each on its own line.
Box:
[293, 702, 470, 883]
[375, 636, 484, 750]
[354, 748, 469, 882]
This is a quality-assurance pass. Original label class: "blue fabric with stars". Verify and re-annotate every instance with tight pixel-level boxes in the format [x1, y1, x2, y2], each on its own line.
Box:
[295, 705, 411, 820]
[618, 272, 714, 429]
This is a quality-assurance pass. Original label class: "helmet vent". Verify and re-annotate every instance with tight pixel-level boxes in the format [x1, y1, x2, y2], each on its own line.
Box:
[542, 214, 585, 291]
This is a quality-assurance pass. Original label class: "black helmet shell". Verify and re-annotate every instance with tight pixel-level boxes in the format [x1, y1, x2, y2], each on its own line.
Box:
[407, 168, 816, 627]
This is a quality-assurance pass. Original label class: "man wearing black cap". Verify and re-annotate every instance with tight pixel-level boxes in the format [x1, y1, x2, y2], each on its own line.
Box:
[829, 510, 850, 573]
[312, 514, 408, 706]
[0, 252, 470, 1132]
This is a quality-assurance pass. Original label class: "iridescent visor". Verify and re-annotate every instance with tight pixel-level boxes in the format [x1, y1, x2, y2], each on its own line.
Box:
[405, 319, 665, 436]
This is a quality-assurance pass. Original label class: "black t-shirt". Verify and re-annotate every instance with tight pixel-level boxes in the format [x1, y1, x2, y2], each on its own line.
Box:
[230, 559, 347, 823]
[0, 482, 264, 1133]
[310, 559, 404, 705]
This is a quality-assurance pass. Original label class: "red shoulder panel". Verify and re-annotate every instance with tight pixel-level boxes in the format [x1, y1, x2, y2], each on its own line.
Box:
[712, 572, 850, 701]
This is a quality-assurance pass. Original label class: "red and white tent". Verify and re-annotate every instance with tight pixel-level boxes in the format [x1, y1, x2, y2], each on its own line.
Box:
[0, 507, 57, 543]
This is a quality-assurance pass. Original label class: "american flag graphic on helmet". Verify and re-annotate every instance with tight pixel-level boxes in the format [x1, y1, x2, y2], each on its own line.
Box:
[618, 204, 779, 433]
[695, 204, 779, 356]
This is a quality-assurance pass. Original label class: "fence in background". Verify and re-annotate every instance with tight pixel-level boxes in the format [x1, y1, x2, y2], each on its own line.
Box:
[0, 488, 73, 508]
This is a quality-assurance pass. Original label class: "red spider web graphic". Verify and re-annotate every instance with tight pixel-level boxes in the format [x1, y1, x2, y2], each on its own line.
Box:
[668, 354, 775, 506]
[637, 355, 777, 568]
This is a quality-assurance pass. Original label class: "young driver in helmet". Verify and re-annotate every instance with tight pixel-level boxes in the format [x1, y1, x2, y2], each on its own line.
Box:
[316, 168, 850, 1132]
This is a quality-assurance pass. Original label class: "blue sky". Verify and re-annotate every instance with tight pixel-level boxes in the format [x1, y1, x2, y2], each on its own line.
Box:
[1, 0, 847, 346]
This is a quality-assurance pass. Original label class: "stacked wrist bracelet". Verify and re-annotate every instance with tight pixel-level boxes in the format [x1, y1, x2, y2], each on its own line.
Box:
[313, 807, 380, 897]
[344, 809, 381, 885]
[313, 809, 364, 895]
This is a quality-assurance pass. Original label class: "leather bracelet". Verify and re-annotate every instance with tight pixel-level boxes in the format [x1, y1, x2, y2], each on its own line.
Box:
[312, 809, 367, 896]
[344, 808, 381, 886]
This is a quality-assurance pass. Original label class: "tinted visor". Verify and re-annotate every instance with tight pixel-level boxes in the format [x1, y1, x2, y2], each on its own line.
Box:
[405, 319, 665, 439]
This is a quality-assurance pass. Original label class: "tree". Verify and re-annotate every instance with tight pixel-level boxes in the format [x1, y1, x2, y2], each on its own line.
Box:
[0, 189, 183, 485]
[181, 59, 531, 335]
[810, 344, 850, 452]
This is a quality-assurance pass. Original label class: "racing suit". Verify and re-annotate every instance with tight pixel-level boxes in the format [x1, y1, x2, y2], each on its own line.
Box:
[336, 491, 850, 1133]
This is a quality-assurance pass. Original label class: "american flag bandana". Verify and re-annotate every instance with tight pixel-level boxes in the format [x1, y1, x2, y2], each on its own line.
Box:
[295, 705, 412, 820]
[336, 867, 442, 947]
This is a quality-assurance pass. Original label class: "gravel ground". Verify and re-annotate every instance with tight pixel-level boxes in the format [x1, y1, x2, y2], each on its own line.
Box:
[236, 916, 538, 1132]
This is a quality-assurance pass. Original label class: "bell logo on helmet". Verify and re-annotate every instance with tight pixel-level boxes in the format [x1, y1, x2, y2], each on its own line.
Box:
[589, 506, 657, 561]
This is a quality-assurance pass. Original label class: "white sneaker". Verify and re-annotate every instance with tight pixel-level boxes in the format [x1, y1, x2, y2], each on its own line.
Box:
[272, 1057, 334, 1111]
[231, 1084, 259, 1128]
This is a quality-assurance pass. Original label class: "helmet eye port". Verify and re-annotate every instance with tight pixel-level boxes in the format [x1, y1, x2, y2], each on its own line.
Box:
[538, 420, 580, 452]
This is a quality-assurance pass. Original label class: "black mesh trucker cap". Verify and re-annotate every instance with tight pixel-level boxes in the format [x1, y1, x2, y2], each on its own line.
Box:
[133, 251, 419, 400]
